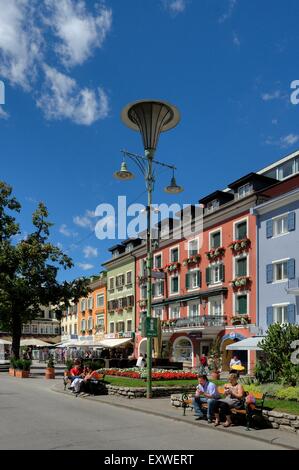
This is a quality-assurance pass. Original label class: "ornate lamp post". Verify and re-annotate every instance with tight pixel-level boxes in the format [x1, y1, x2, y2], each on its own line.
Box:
[114, 100, 183, 398]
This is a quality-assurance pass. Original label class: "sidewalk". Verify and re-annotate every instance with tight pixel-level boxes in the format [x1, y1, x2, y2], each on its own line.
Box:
[52, 382, 299, 450]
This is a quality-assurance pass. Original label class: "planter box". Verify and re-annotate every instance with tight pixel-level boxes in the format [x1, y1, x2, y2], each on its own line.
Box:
[45, 368, 55, 379]
[15, 370, 30, 378]
[8, 368, 15, 377]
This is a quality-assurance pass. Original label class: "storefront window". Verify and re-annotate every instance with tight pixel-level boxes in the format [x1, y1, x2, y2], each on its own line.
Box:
[173, 338, 192, 362]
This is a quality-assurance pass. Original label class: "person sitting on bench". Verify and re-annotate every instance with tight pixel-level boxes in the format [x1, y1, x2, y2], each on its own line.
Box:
[192, 374, 219, 424]
[214, 373, 245, 428]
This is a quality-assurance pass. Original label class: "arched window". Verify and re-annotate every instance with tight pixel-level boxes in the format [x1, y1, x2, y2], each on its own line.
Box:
[172, 337, 193, 362]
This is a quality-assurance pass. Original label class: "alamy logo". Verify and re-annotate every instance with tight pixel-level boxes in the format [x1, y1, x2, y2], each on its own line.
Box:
[0, 80, 5, 105]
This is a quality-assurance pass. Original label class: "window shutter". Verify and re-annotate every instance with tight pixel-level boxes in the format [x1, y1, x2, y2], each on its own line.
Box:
[161, 282, 164, 296]
[220, 264, 225, 281]
[266, 264, 273, 283]
[197, 270, 201, 288]
[287, 304, 296, 324]
[266, 219, 273, 238]
[287, 259, 295, 280]
[288, 212, 296, 232]
[206, 267, 211, 285]
[186, 273, 190, 289]
[266, 307, 273, 326]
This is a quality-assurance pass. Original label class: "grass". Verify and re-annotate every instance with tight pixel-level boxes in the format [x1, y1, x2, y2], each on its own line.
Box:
[104, 376, 299, 415]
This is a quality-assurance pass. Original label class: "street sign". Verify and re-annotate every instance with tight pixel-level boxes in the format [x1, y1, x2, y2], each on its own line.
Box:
[152, 270, 165, 280]
[145, 317, 158, 337]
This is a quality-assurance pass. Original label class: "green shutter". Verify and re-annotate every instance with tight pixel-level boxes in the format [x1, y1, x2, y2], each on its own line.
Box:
[220, 264, 225, 281]
[197, 270, 201, 287]
[186, 273, 190, 289]
[238, 295, 247, 315]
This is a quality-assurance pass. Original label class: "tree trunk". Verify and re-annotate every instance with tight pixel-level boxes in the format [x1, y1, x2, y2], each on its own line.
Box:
[11, 312, 22, 359]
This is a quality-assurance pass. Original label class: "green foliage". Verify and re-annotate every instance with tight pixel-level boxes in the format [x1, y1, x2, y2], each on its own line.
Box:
[47, 356, 55, 368]
[13, 359, 31, 370]
[0, 181, 91, 358]
[65, 359, 73, 371]
[257, 323, 299, 386]
[275, 387, 299, 401]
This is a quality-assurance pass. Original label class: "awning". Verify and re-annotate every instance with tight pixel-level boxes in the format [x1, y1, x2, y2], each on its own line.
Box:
[99, 338, 133, 348]
[0, 339, 11, 345]
[226, 337, 264, 351]
[20, 338, 53, 347]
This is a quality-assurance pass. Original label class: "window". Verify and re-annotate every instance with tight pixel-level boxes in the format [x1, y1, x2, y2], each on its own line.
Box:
[186, 270, 201, 289]
[153, 280, 164, 297]
[32, 325, 38, 334]
[116, 274, 125, 288]
[235, 220, 247, 239]
[278, 160, 294, 180]
[140, 259, 147, 275]
[81, 319, 86, 331]
[206, 199, 219, 214]
[88, 317, 93, 330]
[110, 322, 115, 334]
[209, 297, 222, 316]
[141, 285, 147, 299]
[87, 297, 93, 310]
[154, 254, 162, 269]
[189, 303, 199, 317]
[153, 307, 163, 319]
[96, 314, 104, 328]
[273, 215, 288, 236]
[125, 244, 133, 253]
[112, 250, 119, 259]
[96, 294, 104, 308]
[74, 324, 77, 335]
[188, 239, 198, 256]
[127, 320, 132, 332]
[170, 275, 179, 294]
[69, 324, 73, 335]
[238, 183, 253, 199]
[173, 338, 192, 362]
[169, 305, 180, 319]
[274, 305, 288, 324]
[23, 324, 30, 333]
[206, 264, 224, 285]
[80, 299, 86, 312]
[170, 247, 179, 263]
[210, 230, 221, 249]
[117, 321, 125, 333]
[274, 261, 288, 282]
[235, 295, 247, 315]
[235, 257, 247, 277]
[109, 277, 115, 290]
[126, 271, 132, 285]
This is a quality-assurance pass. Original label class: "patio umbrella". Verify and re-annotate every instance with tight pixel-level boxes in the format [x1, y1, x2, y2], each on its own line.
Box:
[0, 339, 12, 345]
[20, 338, 52, 347]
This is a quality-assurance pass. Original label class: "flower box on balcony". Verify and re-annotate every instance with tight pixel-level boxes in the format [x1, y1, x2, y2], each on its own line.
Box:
[164, 262, 181, 273]
[229, 238, 251, 253]
[205, 247, 225, 261]
[231, 276, 251, 289]
[231, 315, 250, 326]
[137, 275, 147, 286]
[183, 254, 201, 266]
[138, 300, 147, 309]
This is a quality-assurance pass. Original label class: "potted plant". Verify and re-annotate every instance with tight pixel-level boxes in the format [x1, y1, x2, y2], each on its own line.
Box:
[64, 359, 73, 377]
[9, 358, 17, 376]
[15, 359, 31, 378]
[45, 356, 55, 379]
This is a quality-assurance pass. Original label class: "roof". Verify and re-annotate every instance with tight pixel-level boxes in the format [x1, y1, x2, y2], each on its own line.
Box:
[228, 172, 278, 190]
[198, 190, 234, 205]
[226, 337, 264, 351]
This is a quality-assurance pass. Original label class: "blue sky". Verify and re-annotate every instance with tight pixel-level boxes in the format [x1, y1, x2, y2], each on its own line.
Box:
[1, 0, 299, 281]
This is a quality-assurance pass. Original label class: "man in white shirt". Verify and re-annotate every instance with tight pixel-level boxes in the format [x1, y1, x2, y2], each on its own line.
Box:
[229, 355, 241, 369]
[192, 374, 219, 423]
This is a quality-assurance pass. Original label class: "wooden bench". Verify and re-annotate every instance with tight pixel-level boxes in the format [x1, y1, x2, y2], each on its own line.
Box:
[181, 387, 266, 430]
[63, 373, 106, 392]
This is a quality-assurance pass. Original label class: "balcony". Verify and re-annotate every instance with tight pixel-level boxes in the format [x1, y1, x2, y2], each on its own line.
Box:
[286, 278, 299, 295]
[161, 315, 227, 335]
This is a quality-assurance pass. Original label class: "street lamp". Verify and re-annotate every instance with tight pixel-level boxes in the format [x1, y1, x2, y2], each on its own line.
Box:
[114, 100, 183, 398]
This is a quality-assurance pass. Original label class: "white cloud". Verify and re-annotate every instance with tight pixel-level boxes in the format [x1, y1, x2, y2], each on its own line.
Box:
[37, 65, 109, 125]
[0, 106, 9, 119]
[73, 210, 95, 230]
[219, 0, 237, 23]
[0, 0, 42, 89]
[233, 32, 240, 47]
[59, 223, 78, 237]
[163, 0, 187, 15]
[44, 0, 112, 67]
[77, 262, 94, 271]
[265, 133, 299, 148]
[261, 90, 282, 101]
[83, 245, 98, 259]
[280, 134, 299, 148]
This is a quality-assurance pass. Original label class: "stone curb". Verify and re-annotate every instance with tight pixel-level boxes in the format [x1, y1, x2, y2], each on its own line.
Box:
[51, 385, 299, 450]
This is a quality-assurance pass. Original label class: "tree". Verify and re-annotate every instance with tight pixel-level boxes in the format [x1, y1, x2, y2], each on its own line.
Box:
[0, 181, 90, 358]
[257, 323, 299, 386]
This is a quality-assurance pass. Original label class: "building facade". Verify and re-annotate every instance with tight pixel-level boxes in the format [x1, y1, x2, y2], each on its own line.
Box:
[254, 186, 299, 334]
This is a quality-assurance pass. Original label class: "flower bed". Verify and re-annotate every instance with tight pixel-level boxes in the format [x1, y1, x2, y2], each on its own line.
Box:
[98, 367, 198, 381]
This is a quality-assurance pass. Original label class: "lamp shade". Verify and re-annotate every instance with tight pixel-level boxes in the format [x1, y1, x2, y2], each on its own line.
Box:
[121, 100, 180, 151]
[164, 176, 184, 194]
[113, 161, 134, 180]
